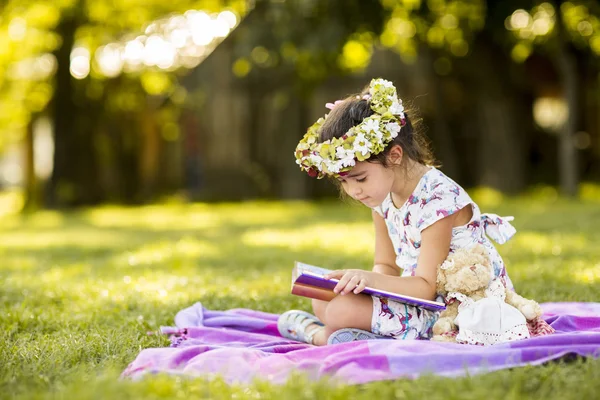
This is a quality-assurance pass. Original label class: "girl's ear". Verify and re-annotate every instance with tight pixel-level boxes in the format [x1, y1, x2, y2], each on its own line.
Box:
[387, 145, 403, 166]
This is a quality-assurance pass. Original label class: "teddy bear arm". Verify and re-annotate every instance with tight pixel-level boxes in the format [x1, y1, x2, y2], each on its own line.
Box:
[432, 317, 455, 335]
[432, 302, 460, 340]
[505, 289, 542, 320]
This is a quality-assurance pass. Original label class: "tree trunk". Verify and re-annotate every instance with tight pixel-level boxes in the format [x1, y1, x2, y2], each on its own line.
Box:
[138, 107, 161, 201]
[47, 11, 100, 207]
[280, 92, 309, 198]
[246, 80, 272, 197]
[596, 74, 600, 177]
[23, 116, 39, 212]
[424, 50, 459, 178]
[463, 34, 527, 193]
[554, 0, 579, 196]
[556, 45, 579, 196]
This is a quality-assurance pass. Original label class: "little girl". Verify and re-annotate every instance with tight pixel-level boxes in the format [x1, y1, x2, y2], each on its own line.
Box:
[278, 78, 517, 346]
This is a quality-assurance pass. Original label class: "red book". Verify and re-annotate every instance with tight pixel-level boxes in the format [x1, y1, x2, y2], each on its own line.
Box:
[291, 261, 446, 312]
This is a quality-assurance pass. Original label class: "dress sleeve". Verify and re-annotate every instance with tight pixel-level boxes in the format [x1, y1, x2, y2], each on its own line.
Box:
[372, 205, 384, 218]
[371, 194, 390, 218]
[414, 180, 472, 232]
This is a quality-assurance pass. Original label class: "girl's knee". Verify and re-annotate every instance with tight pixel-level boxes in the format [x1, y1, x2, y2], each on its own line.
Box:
[325, 294, 373, 331]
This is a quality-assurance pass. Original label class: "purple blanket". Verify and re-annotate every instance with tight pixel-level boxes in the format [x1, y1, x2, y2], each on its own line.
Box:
[122, 302, 600, 384]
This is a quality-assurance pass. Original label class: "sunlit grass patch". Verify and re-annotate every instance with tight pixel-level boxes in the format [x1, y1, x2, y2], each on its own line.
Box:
[1, 193, 599, 399]
[84, 205, 222, 230]
[579, 182, 600, 202]
[116, 237, 222, 267]
[241, 222, 373, 255]
[572, 263, 600, 284]
[509, 231, 589, 255]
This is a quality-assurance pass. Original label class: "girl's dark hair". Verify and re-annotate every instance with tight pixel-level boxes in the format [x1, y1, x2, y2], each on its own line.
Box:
[318, 85, 436, 169]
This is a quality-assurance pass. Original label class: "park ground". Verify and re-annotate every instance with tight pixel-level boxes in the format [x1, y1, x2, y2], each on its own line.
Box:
[1, 186, 600, 399]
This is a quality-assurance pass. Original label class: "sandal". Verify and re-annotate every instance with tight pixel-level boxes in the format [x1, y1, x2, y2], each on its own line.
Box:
[277, 310, 324, 345]
[327, 328, 393, 345]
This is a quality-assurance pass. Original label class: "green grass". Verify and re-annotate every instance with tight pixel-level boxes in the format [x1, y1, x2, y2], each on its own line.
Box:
[1, 187, 600, 400]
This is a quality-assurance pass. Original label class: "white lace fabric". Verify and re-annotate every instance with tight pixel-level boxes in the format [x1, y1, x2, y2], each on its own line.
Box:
[450, 279, 531, 346]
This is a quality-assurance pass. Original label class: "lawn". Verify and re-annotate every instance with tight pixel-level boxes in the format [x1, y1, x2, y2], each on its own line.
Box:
[1, 187, 600, 400]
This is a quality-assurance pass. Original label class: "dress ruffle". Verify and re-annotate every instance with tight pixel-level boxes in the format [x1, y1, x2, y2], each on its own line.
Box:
[481, 213, 516, 244]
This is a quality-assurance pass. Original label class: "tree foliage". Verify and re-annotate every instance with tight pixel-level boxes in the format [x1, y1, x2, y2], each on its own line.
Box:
[0, 0, 599, 205]
[0, 0, 247, 150]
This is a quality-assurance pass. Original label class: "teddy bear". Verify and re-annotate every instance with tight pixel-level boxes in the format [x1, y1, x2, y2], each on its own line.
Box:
[431, 244, 543, 343]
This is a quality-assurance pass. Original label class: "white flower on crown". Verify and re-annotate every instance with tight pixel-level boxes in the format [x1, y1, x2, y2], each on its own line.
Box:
[325, 160, 341, 173]
[336, 147, 356, 167]
[362, 119, 380, 135]
[373, 129, 383, 141]
[354, 133, 372, 156]
[342, 156, 356, 168]
[386, 122, 401, 138]
[379, 80, 394, 88]
[389, 101, 404, 116]
[309, 153, 322, 165]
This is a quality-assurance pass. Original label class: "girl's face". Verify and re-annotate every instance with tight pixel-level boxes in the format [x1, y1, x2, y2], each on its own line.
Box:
[338, 161, 395, 207]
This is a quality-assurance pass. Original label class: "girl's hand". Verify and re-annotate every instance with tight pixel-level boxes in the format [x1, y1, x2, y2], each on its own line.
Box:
[324, 269, 373, 295]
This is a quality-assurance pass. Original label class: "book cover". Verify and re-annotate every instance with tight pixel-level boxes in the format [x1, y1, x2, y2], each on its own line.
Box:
[291, 261, 446, 311]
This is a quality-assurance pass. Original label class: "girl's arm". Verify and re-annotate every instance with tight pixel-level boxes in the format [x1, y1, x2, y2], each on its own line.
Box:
[369, 215, 452, 300]
[372, 210, 401, 276]
[327, 214, 455, 300]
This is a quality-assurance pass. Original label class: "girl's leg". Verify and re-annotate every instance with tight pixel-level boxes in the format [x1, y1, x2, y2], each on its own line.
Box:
[310, 293, 373, 346]
[280, 295, 374, 346]
[293, 299, 329, 344]
[311, 299, 328, 323]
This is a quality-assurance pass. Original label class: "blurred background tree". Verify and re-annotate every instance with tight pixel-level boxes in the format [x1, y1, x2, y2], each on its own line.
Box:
[0, 0, 599, 209]
[498, 1, 600, 196]
[1, 0, 248, 209]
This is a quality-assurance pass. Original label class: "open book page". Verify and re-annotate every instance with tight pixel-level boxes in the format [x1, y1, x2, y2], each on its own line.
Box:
[292, 262, 332, 279]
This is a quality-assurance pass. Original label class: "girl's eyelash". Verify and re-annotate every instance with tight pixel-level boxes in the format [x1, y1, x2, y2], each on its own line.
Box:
[356, 177, 367, 183]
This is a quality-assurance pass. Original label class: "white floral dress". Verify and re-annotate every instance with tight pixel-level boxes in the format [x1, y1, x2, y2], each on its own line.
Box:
[370, 167, 516, 339]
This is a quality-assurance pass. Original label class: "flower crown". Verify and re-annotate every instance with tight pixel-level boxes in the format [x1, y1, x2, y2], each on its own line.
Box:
[294, 78, 406, 178]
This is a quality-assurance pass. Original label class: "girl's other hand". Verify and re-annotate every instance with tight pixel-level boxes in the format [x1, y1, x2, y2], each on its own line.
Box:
[324, 269, 372, 295]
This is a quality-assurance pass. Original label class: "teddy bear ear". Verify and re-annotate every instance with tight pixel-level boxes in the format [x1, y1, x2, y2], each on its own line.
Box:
[440, 259, 455, 270]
